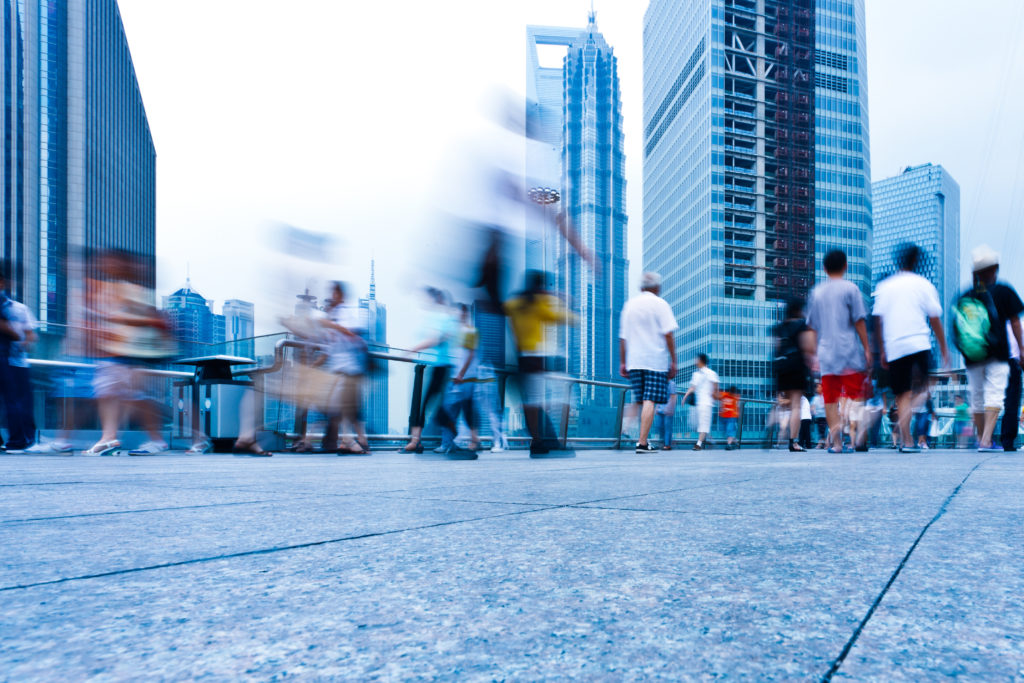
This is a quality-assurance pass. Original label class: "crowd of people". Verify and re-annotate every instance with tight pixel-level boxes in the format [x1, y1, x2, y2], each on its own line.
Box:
[618, 243, 1023, 455]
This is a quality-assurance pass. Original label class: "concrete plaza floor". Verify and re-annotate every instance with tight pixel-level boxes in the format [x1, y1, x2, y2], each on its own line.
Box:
[1, 448, 1022, 680]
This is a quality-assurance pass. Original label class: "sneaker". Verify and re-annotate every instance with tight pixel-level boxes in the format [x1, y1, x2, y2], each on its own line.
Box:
[128, 440, 168, 456]
[25, 441, 73, 454]
[692, 443, 704, 451]
[187, 441, 212, 454]
[978, 445, 1004, 453]
[635, 442, 657, 454]
[899, 445, 921, 454]
[3, 445, 29, 454]
[433, 445, 453, 454]
[490, 445, 506, 453]
[919, 443, 930, 451]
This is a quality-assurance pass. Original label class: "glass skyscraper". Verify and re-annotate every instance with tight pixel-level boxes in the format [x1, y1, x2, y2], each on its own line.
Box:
[642, 0, 871, 406]
[222, 299, 256, 359]
[872, 163, 960, 337]
[526, 14, 628, 390]
[162, 280, 226, 360]
[2, 0, 156, 335]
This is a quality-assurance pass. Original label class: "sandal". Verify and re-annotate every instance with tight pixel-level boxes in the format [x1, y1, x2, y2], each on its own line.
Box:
[338, 443, 369, 455]
[83, 440, 120, 457]
[233, 440, 273, 457]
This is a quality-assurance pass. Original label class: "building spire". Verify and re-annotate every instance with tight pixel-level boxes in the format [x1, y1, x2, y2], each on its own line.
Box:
[369, 258, 377, 300]
[588, 0, 596, 26]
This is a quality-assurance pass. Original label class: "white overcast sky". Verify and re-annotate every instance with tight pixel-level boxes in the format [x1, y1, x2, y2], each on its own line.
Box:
[117, 0, 1024, 341]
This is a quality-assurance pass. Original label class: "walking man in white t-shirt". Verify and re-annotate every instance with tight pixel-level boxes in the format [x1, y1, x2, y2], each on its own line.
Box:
[619, 272, 679, 454]
[682, 353, 720, 450]
[873, 244, 951, 453]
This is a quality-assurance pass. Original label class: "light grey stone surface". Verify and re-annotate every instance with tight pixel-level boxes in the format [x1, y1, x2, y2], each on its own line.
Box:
[0, 449, 1020, 679]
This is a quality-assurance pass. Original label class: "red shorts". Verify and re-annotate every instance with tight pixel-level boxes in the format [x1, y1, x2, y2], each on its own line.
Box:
[821, 372, 867, 404]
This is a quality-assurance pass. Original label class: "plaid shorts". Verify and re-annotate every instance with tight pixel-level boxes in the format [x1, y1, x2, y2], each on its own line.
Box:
[629, 369, 670, 404]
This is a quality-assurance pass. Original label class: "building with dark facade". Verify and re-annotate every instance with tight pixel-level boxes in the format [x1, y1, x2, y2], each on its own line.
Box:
[162, 280, 225, 359]
[642, 0, 871, 405]
[2, 0, 156, 340]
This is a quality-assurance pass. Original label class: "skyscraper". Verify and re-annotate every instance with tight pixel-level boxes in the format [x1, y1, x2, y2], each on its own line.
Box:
[642, 0, 871, 403]
[162, 280, 225, 359]
[872, 164, 960, 339]
[526, 14, 627, 388]
[2, 0, 156, 338]
[222, 299, 256, 359]
[360, 262, 388, 435]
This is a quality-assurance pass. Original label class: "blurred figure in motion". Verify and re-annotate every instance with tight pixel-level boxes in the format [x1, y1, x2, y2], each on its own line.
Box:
[619, 272, 678, 454]
[84, 249, 177, 456]
[772, 298, 815, 452]
[0, 266, 39, 452]
[434, 304, 481, 455]
[875, 243, 949, 453]
[681, 353, 719, 452]
[655, 379, 677, 451]
[321, 282, 371, 455]
[953, 394, 971, 449]
[405, 287, 457, 453]
[505, 270, 574, 456]
[953, 245, 1023, 452]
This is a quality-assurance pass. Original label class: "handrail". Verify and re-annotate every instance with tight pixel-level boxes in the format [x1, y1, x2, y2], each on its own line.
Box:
[27, 358, 194, 379]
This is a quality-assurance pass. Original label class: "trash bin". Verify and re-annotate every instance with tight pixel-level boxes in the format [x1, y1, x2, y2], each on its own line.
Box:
[176, 355, 256, 452]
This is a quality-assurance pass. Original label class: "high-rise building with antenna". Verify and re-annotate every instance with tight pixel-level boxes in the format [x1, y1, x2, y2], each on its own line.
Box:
[526, 12, 628, 404]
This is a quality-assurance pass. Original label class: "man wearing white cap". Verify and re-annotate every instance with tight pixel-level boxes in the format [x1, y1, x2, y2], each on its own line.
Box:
[619, 272, 679, 453]
[955, 245, 1024, 452]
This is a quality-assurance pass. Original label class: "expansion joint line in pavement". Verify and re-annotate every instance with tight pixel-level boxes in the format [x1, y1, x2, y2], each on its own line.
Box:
[821, 456, 996, 682]
[0, 475, 769, 593]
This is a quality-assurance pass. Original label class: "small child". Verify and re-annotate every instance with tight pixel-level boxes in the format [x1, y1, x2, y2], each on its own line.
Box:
[719, 386, 740, 450]
[655, 379, 677, 450]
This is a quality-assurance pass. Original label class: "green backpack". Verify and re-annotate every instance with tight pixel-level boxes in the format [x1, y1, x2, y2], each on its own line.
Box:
[953, 287, 1000, 363]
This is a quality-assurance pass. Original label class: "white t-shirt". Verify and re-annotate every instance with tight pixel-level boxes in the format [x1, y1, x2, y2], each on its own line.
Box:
[800, 396, 812, 421]
[690, 367, 719, 407]
[619, 291, 679, 372]
[872, 272, 942, 361]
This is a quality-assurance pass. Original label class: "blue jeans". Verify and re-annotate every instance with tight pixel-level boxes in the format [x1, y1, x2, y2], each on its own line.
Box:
[723, 417, 737, 440]
[656, 413, 674, 447]
[3, 363, 35, 448]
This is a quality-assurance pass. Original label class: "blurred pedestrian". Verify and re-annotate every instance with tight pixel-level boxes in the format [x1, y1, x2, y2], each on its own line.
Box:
[321, 282, 371, 455]
[953, 245, 1023, 452]
[806, 249, 872, 452]
[434, 304, 481, 455]
[911, 389, 935, 450]
[1004, 321, 1022, 452]
[655, 379, 677, 451]
[682, 353, 719, 451]
[772, 298, 815, 452]
[874, 244, 950, 453]
[811, 383, 827, 448]
[619, 272, 678, 453]
[405, 287, 457, 453]
[84, 250, 177, 456]
[0, 267, 39, 453]
[505, 271, 574, 456]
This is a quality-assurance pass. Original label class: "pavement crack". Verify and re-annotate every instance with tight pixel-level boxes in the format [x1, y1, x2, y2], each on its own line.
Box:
[1, 499, 284, 524]
[821, 456, 996, 682]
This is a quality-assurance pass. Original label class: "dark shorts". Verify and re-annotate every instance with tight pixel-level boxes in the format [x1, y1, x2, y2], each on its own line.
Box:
[629, 369, 670, 404]
[888, 350, 930, 396]
[777, 370, 808, 393]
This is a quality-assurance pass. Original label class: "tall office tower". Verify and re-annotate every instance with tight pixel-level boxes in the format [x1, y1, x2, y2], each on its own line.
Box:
[360, 262, 388, 435]
[222, 299, 255, 359]
[643, 0, 870, 403]
[2, 0, 157, 339]
[872, 163, 960, 341]
[813, 0, 872, 293]
[526, 14, 628, 388]
[162, 280, 226, 359]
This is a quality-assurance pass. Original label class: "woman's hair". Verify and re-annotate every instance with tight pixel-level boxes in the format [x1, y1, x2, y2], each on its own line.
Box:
[783, 297, 805, 320]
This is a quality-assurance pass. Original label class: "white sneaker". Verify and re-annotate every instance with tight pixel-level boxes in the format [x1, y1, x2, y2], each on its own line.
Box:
[490, 443, 505, 453]
[187, 441, 212, 454]
[128, 440, 168, 456]
[25, 441, 71, 454]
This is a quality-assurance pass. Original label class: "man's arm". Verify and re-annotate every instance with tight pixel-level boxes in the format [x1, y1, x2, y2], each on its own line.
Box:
[875, 316, 888, 369]
[928, 316, 951, 368]
[1011, 316, 1024, 368]
[854, 318, 872, 368]
[665, 332, 677, 379]
[619, 338, 628, 378]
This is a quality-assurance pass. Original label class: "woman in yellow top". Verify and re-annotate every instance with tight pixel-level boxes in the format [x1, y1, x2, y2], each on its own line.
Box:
[504, 270, 575, 456]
